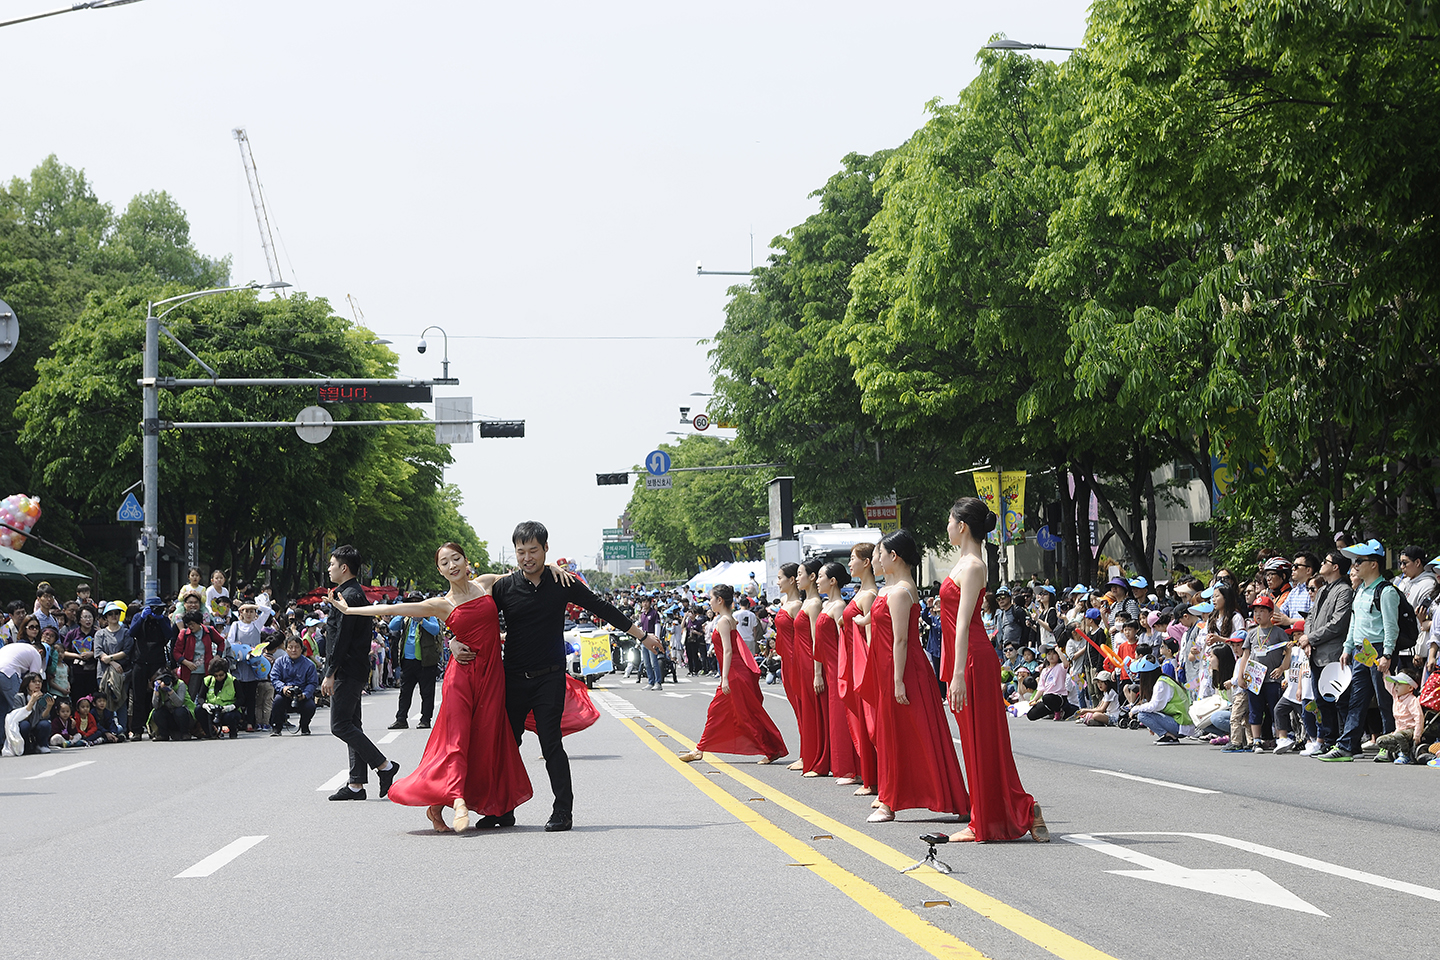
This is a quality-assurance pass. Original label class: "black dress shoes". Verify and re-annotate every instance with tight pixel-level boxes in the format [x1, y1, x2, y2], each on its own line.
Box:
[477, 811, 517, 828]
[378, 762, 401, 798]
[329, 785, 366, 801]
[544, 815, 573, 832]
[417, 719, 431, 729]
[387, 719, 408, 730]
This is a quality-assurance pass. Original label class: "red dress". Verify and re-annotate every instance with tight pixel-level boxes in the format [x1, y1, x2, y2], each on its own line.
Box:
[387, 596, 534, 815]
[525, 674, 601, 737]
[839, 598, 877, 788]
[815, 611, 858, 780]
[870, 593, 969, 816]
[774, 607, 803, 725]
[791, 608, 830, 775]
[940, 579, 1035, 840]
[696, 628, 788, 758]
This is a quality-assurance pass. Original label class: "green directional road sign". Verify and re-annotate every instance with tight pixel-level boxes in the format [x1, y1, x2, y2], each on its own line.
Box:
[602, 528, 625, 537]
[602, 541, 633, 560]
[633, 543, 651, 559]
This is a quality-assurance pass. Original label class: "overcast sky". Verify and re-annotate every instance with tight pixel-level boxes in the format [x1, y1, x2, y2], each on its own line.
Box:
[3, 0, 1085, 569]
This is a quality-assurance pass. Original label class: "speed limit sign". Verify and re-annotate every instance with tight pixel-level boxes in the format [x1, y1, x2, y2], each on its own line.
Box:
[692, 414, 711, 431]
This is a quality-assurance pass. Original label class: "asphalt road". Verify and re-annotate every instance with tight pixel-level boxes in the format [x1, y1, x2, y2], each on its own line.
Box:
[2, 672, 1434, 960]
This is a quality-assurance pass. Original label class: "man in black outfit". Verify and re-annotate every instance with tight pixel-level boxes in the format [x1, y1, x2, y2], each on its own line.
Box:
[321, 545, 400, 801]
[450, 521, 660, 832]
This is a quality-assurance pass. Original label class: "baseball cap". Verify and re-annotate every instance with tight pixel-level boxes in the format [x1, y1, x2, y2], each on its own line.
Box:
[1085, 608, 1102, 620]
[1286, 618, 1305, 635]
[1095, 670, 1114, 682]
[1069, 584, 1089, 595]
[1129, 657, 1160, 673]
[995, 585, 1012, 595]
[1250, 594, 1275, 610]
[1229, 628, 1248, 641]
[1341, 538, 1385, 560]
[1146, 611, 1161, 627]
[1129, 577, 1149, 588]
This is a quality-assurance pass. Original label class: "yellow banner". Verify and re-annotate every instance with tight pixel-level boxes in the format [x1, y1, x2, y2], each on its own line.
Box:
[580, 634, 613, 675]
[1001, 470, 1027, 544]
[973, 472, 1002, 544]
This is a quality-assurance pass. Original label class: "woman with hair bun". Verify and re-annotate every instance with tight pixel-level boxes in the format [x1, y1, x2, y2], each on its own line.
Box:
[841, 543, 880, 797]
[815, 560, 859, 784]
[679, 584, 787, 765]
[941, 498, 1049, 842]
[773, 563, 805, 767]
[794, 558, 831, 777]
[866, 530, 969, 824]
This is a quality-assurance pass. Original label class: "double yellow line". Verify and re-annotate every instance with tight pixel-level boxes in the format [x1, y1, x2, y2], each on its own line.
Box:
[623, 716, 1116, 960]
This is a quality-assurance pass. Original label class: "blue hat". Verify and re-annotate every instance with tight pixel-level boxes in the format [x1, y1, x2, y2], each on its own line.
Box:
[1069, 584, 1088, 595]
[995, 584, 1012, 595]
[1085, 608, 1102, 620]
[1128, 577, 1149, 589]
[1188, 602, 1215, 614]
[1129, 657, 1160, 673]
[1039, 585, 1056, 594]
[1200, 586, 1216, 599]
[1107, 576, 1128, 588]
[1341, 538, 1385, 560]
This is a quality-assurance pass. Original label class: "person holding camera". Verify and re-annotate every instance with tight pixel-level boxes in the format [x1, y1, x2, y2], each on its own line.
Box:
[149, 668, 195, 741]
[269, 636, 319, 736]
[197, 658, 244, 739]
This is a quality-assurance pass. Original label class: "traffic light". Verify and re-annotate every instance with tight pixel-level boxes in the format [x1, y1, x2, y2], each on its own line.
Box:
[596, 473, 630, 486]
[479, 420, 525, 438]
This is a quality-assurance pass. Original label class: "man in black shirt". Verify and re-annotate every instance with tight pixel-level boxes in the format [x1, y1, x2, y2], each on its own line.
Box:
[450, 521, 660, 832]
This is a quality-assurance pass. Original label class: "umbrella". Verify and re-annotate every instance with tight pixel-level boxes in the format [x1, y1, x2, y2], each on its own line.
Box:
[0, 544, 86, 581]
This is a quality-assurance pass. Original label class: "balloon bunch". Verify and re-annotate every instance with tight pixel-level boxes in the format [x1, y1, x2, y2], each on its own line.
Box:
[0, 494, 42, 550]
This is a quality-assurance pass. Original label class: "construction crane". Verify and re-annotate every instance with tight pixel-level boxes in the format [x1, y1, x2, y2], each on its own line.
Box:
[232, 127, 285, 289]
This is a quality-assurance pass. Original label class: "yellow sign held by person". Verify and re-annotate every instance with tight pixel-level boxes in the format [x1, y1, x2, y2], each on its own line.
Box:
[973, 471, 1026, 544]
[580, 633, 613, 675]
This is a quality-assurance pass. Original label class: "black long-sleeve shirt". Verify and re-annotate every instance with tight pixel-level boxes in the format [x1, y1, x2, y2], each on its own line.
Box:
[325, 579, 374, 680]
[492, 568, 634, 675]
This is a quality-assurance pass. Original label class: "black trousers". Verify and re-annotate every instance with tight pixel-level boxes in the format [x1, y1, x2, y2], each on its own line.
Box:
[1026, 693, 1077, 721]
[234, 679, 258, 728]
[505, 668, 569, 818]
[684, 639, 704, 674]
[329, 673, 387, 785]
[128, 662, 164, 735]
[270, 693, 316, 732]
[153, 705, 191, 739]
[396, 658, 437, 723]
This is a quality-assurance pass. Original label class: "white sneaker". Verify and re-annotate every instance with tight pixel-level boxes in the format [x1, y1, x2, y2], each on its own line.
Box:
[1300, 741, 1322, 756]
[1361, 738, 1377, 751]
[37, 746, 51, 754]
[1273, 737, 1296, 755]
[1252, 743, 1267, 754]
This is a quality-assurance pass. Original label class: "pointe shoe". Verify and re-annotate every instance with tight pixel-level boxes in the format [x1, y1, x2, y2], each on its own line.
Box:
[787, 760, 804, 771]
[453, 799, 470, 832]
[426, 805, 453, 833]
[866, 806, 895, 823]
[678, 750, 703, 763]
[1029, 803, 1050, 843]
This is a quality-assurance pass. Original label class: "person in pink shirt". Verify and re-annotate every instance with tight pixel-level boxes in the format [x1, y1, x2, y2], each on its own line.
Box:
[1026, 647, 1077, 720]
[1375, 673, 1424, 763]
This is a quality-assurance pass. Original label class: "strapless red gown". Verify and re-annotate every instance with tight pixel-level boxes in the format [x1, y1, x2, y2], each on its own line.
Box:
[941, 579, 1035, 840]
[696, 628, 787, 758]
[525, 674, 600, 737]
[840, 598, 877, 788]
[791, 608, 830, 775]
[815, 611, 858, 780]
[870, 593, 968, 816]
[774, 607, 803, 725]
[387, 596, 533, 815]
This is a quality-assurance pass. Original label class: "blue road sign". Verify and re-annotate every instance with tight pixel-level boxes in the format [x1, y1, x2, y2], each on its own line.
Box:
[645, 450, 671, 476]
[117, 492, 145, 522]
[1036, 524, 1060, 552]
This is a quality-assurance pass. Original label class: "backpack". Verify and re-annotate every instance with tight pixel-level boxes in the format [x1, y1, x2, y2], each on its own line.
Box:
[1371, 580, 1420, 654]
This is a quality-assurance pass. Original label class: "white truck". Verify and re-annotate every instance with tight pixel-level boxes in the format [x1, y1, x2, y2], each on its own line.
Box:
[763, 525, 884, 600]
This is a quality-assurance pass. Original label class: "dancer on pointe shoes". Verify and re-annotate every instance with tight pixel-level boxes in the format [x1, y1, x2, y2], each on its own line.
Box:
[794, 559, 831, 778]
[940, 498, 1049, 843]
[678, 585, 787, 765]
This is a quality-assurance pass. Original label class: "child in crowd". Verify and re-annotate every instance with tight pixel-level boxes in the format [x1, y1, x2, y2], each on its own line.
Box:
[47, 699, 87, 749]
[1074, 671, 1119, 726]
[1118, 681, 1143, 728]
[89, 692, 123, 743]
[1221, 630, 1252, 752]
[1375, 673, 1425, 763]
[73, 695, 104, 745]
[1273, 631, 1310, 754]
[1240, 595, 1289, 753]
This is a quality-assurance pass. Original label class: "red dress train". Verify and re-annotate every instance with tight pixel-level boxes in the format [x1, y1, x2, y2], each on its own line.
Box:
[387, 595, 534, 815]
[696, 628, 788, 759]
[869, 594, 969, 816]
[840, 599, 878, 788]
[815, 611, 858, 780]
[940, 579, 1035, 840]
[791, 609, 830, 775]
[525, 674, 601, 737]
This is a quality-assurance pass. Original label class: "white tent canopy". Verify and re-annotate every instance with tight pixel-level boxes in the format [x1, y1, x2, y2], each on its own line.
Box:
[684, 560, 765, 594]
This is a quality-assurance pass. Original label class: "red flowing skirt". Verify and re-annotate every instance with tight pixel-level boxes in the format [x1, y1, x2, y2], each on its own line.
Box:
[697, 628, 787, 759]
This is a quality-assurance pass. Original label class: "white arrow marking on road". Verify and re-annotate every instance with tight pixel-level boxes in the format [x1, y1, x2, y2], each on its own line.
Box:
[660, 692, 690, 698]
[1064, 834, 1327, 916]
[316, 769, 349, 792]
[176, 836, 268, 878]
[24, 760, 95, 779]
[1108, 833, 1440, 903]
[1091, 769, 1220, 794]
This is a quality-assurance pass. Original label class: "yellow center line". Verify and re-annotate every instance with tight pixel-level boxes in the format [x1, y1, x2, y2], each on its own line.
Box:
[644, 717, 1118, 960]
[620, 718, 987, 960]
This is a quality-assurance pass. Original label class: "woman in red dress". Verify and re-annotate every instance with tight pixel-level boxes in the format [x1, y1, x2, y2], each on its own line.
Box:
[840, 544, 879, 798]
[772, 563, 805, 770]
[331, 544, 570, 832]
[867, 530, 969, 824]
[794, 559, 830, 777]
[815, 561, 859, 784]
[679, 584, 787, 764]
[940, 497, 1049, 842]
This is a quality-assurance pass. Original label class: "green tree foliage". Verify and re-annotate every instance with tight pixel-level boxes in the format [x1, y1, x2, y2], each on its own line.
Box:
[622, 436, 768, 577]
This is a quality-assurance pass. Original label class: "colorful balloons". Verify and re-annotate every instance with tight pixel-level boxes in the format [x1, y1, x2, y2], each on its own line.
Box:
[0, 494, 41, 550]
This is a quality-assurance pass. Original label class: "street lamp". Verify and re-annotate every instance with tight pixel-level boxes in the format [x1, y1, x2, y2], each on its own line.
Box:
[982, 39, 1077, 52]
[417, 325, 457, 384]
[1, 0, 145, 30]
[141, 280, 289, 599]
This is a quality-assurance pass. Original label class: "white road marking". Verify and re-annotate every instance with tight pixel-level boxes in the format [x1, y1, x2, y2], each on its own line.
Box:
[378, 731, 402, 744]
[591, 690, 648, 720]
[24, 760, 95, 780]
[1106, 832, 1440, 903]
[763, 692, 790, 702]
[316, 769, 349, 791]
[175, 836, 268, 878]
[1091, 769, 1220, 794]
[1064, 834, 1326, 915]
[660, 692, 691, 698]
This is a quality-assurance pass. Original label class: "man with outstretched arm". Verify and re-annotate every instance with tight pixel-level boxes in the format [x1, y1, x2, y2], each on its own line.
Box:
[449, 521, 661, 832]
[321, 544, 400, 800]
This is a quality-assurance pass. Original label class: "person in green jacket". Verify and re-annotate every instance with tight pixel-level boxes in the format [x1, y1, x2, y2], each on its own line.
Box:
[1130, 657, 1193, 744]
[198, 658, 243, 739]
